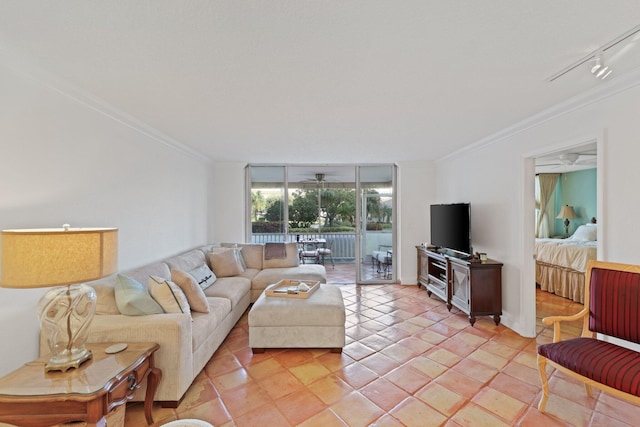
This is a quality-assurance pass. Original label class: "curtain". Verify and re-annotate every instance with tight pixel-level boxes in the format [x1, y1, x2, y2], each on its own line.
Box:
[535, 173, 560, 238]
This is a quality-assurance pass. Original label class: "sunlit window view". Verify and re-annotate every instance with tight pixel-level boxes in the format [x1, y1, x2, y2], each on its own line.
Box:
[247, 165, 395, 283]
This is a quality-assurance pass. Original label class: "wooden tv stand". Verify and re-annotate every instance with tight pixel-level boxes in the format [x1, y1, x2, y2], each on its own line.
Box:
[417, 246, 503, 326]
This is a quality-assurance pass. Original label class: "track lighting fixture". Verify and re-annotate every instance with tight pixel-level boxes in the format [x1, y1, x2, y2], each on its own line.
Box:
[546, 23, 640, 82]
[590, 55, 612, 80]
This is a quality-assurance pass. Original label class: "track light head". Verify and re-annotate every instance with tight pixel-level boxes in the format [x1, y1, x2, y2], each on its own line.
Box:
[590, 54, 612, 80]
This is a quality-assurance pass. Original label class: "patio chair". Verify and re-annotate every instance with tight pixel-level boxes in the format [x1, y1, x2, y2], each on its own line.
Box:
[299, 244, 319, 264]
[317, 240, 334, 268]
[372, 245, 392, 275]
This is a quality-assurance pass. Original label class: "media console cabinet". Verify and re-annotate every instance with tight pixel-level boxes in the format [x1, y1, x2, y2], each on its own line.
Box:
[417, 246, 503, 326]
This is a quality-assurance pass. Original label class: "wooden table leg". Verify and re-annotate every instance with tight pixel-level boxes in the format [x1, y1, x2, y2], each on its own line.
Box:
[144, 366, 162, 425]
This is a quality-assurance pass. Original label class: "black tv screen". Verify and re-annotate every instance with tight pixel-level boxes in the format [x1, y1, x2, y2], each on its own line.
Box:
[430, 203, 471, 256]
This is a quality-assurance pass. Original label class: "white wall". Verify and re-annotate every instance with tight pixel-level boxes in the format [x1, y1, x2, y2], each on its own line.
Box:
[397, 161, 436, 284]
[0, 65, 212, 376]
[434, 74, 640, 337]
[209, 161, 436, 285]
[210, 162, 247, 243]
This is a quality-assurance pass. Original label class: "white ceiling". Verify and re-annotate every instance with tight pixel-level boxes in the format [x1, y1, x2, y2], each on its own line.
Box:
[2, 1, 640, 165]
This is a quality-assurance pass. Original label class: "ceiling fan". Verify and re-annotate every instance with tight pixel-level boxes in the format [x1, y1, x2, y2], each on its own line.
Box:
[536, 153, 597, 168]
[300, 173, 332, 187]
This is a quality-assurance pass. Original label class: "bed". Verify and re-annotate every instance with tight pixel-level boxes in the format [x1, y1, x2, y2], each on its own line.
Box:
[535, 222, 597, 303]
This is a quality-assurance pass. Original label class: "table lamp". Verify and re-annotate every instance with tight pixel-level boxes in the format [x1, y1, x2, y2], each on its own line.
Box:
[556, 205, 578, 237]
[1, 226, 117, 372]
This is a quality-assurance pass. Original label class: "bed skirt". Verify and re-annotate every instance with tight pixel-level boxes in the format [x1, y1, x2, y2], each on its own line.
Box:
[536, 261, 585, 303]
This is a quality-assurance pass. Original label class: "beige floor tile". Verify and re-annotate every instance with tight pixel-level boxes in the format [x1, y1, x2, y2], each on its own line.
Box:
[274, 389, 326, 425]
[451, 358, 498, 384]
[406, 355, 449, 379]
[308, 374, 354, 405]
[289, 359, 332, 385]
[384, 364, 431, 394]
[472, 387, 527, 424]
[330, 391, 385, 427]
[297, 408, 349, 427]
[415, 382, 467, 417]
[451, 402, 511, 427]
[256, 370, 306, 400]
[389, 396, 448, 426]
[360, 377, 411, 411]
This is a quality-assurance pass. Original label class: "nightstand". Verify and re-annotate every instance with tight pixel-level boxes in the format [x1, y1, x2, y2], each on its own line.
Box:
[0, 342, 161, 427]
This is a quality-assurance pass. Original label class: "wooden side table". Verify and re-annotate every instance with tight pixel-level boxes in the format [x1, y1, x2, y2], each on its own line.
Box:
[0, 342, 161, 427]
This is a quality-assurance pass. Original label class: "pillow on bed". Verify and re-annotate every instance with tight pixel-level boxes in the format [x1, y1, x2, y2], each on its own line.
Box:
[571, 224, 597, 241]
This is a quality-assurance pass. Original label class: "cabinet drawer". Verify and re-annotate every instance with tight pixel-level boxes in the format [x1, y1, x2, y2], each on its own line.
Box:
[108, 356, 151, 408]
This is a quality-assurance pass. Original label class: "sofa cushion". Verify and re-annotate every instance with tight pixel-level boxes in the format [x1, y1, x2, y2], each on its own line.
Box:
[165, 250, 207, 274]
[188, 264, 217, 290]
[123, 262, 171, 289]
[191, 297, 232, 352]
[222, 243, 263, 270]
[252, 265, 327, 292]
[236, 267, 260, 282]
[208, 248, 245, 277]
[148, 275, 191, 315]
[171, 269, 210, 313]
[538, 337, 640, 397]
[92, 279, 120, 315]
[114, 274, 164, 316]
[204, 276, 251, 309]
[263, 242, 300, 269]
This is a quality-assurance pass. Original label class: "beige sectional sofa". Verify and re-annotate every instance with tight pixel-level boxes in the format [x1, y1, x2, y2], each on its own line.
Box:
[40, 242, 326, 407]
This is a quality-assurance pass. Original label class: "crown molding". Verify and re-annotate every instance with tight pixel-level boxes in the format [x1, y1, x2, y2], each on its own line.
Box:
[0, 45, 211, 164]
[440, 67, 640, 162]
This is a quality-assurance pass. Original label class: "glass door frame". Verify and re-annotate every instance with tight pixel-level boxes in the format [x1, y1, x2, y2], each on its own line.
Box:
[356, 164, 398, 284]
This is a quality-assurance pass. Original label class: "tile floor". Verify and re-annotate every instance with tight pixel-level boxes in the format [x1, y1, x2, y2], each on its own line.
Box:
[125, 274, 640, 426]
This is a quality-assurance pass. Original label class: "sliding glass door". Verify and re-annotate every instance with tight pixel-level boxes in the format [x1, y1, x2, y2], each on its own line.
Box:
[356, 165, 396, 283]
[247, 164, 396, 283]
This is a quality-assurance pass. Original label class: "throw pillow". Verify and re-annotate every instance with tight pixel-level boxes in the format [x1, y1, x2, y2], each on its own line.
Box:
[171, 268, 210, 313]
[571, 224, 597, 242]
[263, 242, 300, 268]
[208, 248, 246, 277]
[148, 275, 191, 315]
[93, 281, 120, 315]
[114, 274, 164, 316]
[232, 246, 247, 270]
[211, 247, 247, 271]
[188, 264, 217, 290]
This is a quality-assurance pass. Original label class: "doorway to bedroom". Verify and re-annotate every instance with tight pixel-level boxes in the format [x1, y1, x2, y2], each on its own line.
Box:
[532, 140, 599, 322]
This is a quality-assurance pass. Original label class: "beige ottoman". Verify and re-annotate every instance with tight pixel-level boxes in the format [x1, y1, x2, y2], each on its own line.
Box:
[249, 284, 346, 353]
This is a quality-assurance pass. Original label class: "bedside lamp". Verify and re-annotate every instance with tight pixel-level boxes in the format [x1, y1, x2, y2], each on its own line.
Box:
[556, 205, 578, 237]
[1, 226, 117, 372]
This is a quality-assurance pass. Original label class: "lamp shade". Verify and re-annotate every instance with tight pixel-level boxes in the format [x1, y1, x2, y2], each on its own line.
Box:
[556, 205, 577, 220]
[1, 227, 118, 288]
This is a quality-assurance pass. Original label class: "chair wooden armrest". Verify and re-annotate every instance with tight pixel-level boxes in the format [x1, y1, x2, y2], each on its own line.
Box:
[542, 308, 590, 342]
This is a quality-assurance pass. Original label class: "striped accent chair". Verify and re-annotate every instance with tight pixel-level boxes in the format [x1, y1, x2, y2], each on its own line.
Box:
[537, 260, 640, 412]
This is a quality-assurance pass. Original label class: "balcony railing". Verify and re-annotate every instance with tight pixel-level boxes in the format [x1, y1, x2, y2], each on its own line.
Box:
[251, 232, 392, 263]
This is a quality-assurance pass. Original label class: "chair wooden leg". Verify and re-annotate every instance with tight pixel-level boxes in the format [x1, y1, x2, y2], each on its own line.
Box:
[584, 383, 593, 398]
[537, 354, 549, 412]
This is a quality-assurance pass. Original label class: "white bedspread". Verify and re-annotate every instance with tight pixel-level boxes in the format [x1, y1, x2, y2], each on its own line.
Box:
[535, 238, 597, 273]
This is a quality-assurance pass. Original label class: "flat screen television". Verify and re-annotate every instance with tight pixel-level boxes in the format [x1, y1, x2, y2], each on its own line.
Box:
[430, 203, 471, 256]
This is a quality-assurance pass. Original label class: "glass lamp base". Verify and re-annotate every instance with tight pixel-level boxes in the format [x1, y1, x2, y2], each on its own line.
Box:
[38, 283, 97, 372]
[45, 348, 93, 372]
